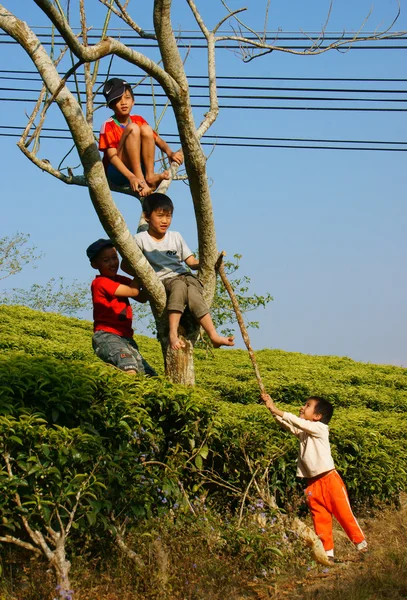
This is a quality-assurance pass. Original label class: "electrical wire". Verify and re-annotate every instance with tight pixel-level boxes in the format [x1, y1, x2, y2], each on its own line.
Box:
[1, 126, 405, 151]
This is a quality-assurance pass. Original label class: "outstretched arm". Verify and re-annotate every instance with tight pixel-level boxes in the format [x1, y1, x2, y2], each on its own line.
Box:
[261, 393, 301, 437]
[261, 393, 284, 417]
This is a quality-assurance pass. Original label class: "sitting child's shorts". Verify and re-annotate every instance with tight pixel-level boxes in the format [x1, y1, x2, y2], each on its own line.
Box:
[92, 330, 156, 375]
[107, 164, 128, 186]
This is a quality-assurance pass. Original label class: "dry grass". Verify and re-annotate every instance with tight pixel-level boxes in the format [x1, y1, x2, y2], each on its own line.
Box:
[288, 494, 407, 600]
[1, 498, 406, 600]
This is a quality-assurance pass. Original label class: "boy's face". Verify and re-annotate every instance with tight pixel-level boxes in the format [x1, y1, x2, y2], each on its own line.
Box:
[146, 207, 173, 239]
[299, 399, 322, 422]
[111, 89, 134, 120]
[91, 246, 119, 277]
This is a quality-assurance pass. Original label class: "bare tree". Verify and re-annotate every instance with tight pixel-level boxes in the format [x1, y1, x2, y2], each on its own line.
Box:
[0, 1, 403, 385]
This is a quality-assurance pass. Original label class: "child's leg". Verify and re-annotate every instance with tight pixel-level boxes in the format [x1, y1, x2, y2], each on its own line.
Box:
[198, 314, 235, 348]
[117, 124, 152, 197]
[164, 276, 188, 350]
[139, 124, 170, 189]
[184, 276, 234, 347]
[92, 331, 155, 375]
[305, 481, 335, 556]
[326, 471, 366, 548]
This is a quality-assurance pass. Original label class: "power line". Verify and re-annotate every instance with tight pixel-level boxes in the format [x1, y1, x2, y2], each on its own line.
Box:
[1, 86, 406, 104]
[1, 126, 406, 151]
[1, 133, 405, 151]
[1, 70, 407, 83]
[1, 98, 406, 111]
[1, 40, 406, 50]
[1, 78, 406, 95]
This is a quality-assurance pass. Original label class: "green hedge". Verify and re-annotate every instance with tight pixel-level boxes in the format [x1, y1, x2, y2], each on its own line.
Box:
[0, 302, 406, 548]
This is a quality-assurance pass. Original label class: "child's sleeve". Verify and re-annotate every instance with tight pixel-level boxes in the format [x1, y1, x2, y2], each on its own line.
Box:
[177, 233, 193, 261]
[95, 276, 122, 297]
[99, 120, 119, 151]
[280, 413, 326, 437]
[274, 414, 302, 437]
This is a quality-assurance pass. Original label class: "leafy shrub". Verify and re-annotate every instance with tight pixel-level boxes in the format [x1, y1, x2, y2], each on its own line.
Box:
[0, 304, 406, 587]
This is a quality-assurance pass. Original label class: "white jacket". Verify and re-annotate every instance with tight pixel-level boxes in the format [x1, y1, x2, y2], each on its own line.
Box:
[275, 412, 335, 478]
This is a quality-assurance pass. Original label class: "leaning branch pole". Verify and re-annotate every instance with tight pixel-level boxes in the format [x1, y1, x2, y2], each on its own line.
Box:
[216, 252, 265, 395]
[217, 253, 330, 567]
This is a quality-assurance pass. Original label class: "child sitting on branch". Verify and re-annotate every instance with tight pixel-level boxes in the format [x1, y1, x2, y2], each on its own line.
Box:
[99, 78, 183, 197]
[124, 192, 235, 350]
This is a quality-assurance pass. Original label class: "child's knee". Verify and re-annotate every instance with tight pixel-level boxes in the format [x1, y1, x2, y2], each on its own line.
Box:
[125, 122, 141, 137]
[139, 123, 154, 138]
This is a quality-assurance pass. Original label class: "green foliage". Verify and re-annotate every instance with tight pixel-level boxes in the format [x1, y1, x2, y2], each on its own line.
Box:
[0, 232, 42, 280]
[0, 304, 406, 575]
[210, 254, 273, 336]
[0, 277, 91, 317]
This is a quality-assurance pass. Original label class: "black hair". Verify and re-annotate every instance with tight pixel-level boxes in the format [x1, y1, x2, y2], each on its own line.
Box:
[308, 396, 334, 424]
[108, 84, 134, 108]
[143, 193, 174, 217]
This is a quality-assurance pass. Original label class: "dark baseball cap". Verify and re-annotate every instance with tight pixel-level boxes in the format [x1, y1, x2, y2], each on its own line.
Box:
[86, 238, 114, 261]
[103, 78, 132, 105]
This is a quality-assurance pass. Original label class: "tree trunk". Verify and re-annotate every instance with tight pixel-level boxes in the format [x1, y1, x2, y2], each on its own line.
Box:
[51, 543, 72, 596]
[155, 310, 200, 385]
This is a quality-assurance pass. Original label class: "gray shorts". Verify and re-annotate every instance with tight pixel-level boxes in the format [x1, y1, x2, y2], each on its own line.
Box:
[92, 330, 156, 376]
[163, 273, 208, 320]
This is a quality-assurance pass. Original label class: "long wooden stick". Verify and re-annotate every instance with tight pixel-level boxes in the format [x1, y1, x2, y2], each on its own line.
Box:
[216, 254, 331, 566]
[216, 253, 265, 394]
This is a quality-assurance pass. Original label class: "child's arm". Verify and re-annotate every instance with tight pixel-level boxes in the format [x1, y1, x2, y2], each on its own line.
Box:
[261, 393, 284, 417]
[154, 135, 183, 166]
[261, 393, 301, 437]
[185, 255, 199, 270]
[106, 148, 142, 193]
[114, 279, 148, 303]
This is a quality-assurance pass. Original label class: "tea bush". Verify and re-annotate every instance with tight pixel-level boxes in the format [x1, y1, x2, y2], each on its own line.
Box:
[0, 303, 406, 588]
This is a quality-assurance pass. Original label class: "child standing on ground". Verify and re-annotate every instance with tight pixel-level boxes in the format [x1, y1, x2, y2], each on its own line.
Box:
[99, 78, 183, 197]
[261, 392, 367, 562]
[130, 193, 235, 350]
[87, 238, 156, 376]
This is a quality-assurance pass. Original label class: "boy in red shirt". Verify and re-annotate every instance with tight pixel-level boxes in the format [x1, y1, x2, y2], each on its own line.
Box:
[99, 78, 183, 197]
[87, 238, 156, 375]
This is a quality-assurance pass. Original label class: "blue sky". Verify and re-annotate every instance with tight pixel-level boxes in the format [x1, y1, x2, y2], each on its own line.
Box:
[0, 1, 406, 366]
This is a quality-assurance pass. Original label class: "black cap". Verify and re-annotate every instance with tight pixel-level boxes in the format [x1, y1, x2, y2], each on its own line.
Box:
[86, 238, 113, 261]
[103, 78, 131, 105]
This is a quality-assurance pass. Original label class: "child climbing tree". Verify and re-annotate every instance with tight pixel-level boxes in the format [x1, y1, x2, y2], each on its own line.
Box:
[0, 1, 402, 384]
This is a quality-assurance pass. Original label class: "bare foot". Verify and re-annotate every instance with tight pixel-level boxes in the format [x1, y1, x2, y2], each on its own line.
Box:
[138, 181, 153, 197]
[145, 170, 170, 190]
[169, 332, 186, 350]
[211, 335, 235, 348]
[128, 175, 151, 196]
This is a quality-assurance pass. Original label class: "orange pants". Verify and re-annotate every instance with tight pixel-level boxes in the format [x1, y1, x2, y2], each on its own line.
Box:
[305, 470, 365, 553]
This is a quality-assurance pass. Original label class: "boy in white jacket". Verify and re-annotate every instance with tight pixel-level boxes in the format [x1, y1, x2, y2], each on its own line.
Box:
[261, 393, 367, 561]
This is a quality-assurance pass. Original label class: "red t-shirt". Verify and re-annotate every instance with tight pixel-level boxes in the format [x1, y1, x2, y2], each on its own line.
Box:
[91, 274, 133, 337]
[99, 115, 157, 173]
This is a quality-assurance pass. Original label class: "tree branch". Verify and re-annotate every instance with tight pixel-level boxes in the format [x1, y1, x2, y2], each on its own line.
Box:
[0, 4, 167, 314]
[33, 0, 180, 99]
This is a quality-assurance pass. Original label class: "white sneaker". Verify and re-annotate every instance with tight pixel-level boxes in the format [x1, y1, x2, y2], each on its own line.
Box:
[356, 540, 368, 552]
